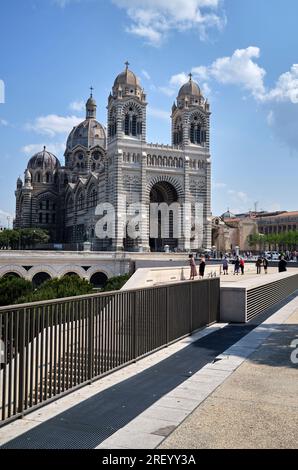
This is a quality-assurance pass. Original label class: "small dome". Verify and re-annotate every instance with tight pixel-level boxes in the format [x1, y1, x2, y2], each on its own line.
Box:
[86, 96, 96, 107]
[221, 209, 236, 219]
[27, 147, 60, 171]
[66, 119, 106, 150]
[178, 77, 201, 98]
[113, 62, 140, 88]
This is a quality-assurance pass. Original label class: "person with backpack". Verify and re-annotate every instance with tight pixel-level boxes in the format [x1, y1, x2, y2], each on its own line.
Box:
[234, 256, 240, 275]
[222, 257, 229, 275]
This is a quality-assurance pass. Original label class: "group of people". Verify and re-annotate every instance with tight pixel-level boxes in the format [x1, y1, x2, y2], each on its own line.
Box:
[255, 256, 269, 274]
[222, 256, 245, 275]
[189, 254, 206, 280]
[189, 250, 291, 280]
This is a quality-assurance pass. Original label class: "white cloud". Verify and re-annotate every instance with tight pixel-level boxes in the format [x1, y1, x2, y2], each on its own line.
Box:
[213, 182, 227, 189]
[147, 106, 170, 120]
[69, 100, 85, 112]
[112, 0, 226, 46]
[26, 114, 82, 137]
[21, 142, 66, 157]
[158, 86, 176, 97]
[262, 64, 298, 104]
[0, 119, 8, 126]
[228, 189, 249, 203]
[141, 69, 151, 80]
[190, 47, 267, 100]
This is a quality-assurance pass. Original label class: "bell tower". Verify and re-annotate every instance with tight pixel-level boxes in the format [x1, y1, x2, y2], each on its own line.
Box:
[171, 73, 210, 148]
[107, 62, 147, 143]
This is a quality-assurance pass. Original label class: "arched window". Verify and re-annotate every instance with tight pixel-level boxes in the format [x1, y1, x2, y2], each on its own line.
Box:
[124, 114, 130, 135]
[109, 109, 117, 137]
[123, 105, 142, 137]
[174, 117, 183, 145]
[46, 173, 51, 183]
[89, 187, 98, 208]
[132, 115, 137, 136]
[35, 172, 41, 183]
[77, 192, 84, 210]
[189, 114, 206, 145]
[67, 196, 74, 212]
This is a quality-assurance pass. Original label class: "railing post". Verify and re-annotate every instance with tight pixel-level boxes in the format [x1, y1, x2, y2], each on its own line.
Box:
[208, 279, 211, 324]
[190, 281, 193, 334]
[18, 308, 25, 415]
[88, 298, 94, 383]
[166, 286, 170, 344]
[133, 291, 139, 362]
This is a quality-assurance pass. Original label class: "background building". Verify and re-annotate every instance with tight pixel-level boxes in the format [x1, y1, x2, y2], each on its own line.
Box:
[212, 210, 298, 253]
[15, 65, 212, 252]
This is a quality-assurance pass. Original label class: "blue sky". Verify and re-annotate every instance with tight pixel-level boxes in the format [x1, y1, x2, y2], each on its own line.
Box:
[0, 0, 298, 226]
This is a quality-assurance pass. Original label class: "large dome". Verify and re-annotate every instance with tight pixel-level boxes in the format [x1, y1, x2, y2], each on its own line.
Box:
[27, 147, 60, 171]
[66, 119, 106, 150]
[178, 79, 201, 98]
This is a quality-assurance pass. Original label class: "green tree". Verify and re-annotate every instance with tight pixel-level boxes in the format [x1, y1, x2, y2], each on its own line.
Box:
[101, 274, 131, 292]
[0, 276, 34, 306]
[15, 275, 93, 304]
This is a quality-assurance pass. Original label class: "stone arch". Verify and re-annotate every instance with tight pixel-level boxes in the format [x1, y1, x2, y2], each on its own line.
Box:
[28, 265, 57, 281]
[0, 265, 27, 279]
[86, 266, 113, 280]
[58, 265, 87, 279]
[147, 175, 184, 201]
[32, 272, 52, 287]
[89, 272, 108, 288]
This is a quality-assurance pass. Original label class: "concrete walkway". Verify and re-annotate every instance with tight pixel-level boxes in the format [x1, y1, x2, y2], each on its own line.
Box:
[160, 307, 298, 449]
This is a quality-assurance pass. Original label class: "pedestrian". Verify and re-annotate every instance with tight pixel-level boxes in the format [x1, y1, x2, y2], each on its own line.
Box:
[222, 257, 229, 275]
[256, 256, 262, 274]
[199, 256, 206, 278]
[234, 256, 240, 275]
[240, 257, 245, 275]
[263, 257, 269, 274]
[189, 254, 197, 280]
[278, 256, 287, 273]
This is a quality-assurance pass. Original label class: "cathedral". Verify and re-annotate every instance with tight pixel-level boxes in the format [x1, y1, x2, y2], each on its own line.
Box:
[14, 64, 212, 252]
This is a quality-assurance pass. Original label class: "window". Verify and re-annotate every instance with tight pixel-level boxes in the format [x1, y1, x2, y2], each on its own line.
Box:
[123, 106, 141, 137]
[39, 213, 42, 223]
[89, 188, 97, 207]
[77, 192, 84, 210]
[124, 114, 130, 135]
[132, 115, 137, 136]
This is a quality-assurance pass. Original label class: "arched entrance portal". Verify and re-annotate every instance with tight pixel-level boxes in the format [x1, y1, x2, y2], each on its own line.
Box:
[149, 181, 179, 252]
[32, 272, 51, 287]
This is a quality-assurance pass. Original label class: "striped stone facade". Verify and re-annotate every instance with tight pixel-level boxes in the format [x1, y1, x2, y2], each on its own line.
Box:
[15, 65, 212, 251]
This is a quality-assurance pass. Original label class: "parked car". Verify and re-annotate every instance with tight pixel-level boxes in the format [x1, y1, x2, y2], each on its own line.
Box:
[265, 251, 280, 260]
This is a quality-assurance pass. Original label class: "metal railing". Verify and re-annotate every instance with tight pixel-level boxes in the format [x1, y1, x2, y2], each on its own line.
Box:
[0, 278, 220, 426]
